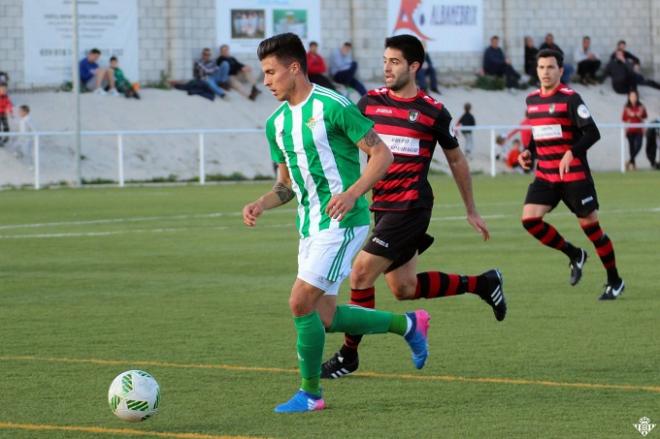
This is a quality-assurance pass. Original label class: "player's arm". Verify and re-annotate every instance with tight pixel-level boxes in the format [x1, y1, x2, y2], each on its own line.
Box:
[325, 129, 393, 220]
[518, 137, 534, 170]
[435, 107, 489, 240]
[242, 163, 294, 227]
[559, 96, 600, 180]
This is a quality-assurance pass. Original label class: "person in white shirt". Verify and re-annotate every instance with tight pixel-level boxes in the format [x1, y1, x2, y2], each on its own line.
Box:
[14, 105, 34, 162]
[574, 36, 601, 85]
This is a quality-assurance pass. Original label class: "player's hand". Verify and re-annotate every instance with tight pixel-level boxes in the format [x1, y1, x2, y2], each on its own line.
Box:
[559, 150, 574, 181]
[242, 200, 263, 227]
[326, 192, 357, 221]
[467, 211, 490, 241]
[518, 149, 532, 170]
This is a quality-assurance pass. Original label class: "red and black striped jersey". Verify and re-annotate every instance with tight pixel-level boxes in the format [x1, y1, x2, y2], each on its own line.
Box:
[358, 87, 459, 211]
[526, 84, 596, 183]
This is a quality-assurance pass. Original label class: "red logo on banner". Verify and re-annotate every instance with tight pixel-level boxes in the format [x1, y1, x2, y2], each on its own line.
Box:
[392, 0, 431, 41]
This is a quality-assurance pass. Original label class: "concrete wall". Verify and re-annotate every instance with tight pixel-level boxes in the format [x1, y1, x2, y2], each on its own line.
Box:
[0, 0, 657, 88]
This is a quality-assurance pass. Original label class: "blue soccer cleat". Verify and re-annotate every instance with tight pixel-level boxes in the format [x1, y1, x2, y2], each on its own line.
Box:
[404, 309, 430, 369]
[274, 389, 325, 413]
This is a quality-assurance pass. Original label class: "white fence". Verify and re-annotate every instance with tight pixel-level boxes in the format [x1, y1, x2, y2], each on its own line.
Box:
[2, 123, 659, 189]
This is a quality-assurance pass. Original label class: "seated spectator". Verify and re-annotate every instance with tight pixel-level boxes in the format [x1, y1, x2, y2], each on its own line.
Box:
[416, 41, 439, 93]
[306, 41, 336, 90]
[574, 36, 601, 84]
[217, 44, 260, 100]
[609, 40, 640, 66]
[456, 102, 475, 157]
[109, 57, 140, 99]
[603, 49, 660, 93]
[79, 48, 118, 96]
[194, 47, 230, 99]
[483, 35, 521, 89]
[524, 36, 539, 85]
[329, 42, 367, 96]
[539, 33, 574, 83]
[505, 139, 524, 172]
[0, 83, 11, 145]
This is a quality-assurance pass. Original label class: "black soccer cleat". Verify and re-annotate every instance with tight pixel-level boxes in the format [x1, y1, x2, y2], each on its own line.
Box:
[569, 249, 588, 286]
[479, 269, 507, 321]
[321, 351, 359, 379]
[598, 278, 625, 301]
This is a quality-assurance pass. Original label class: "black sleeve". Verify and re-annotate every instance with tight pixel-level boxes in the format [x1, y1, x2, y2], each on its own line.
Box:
[434, 106, 459, 150]
[356, 95, 368, 115]
[569, 94, 600, 155]
[234, 57, 245, 70]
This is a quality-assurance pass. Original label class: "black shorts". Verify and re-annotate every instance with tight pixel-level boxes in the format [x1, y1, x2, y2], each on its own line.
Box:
[363, 209, 434, 273]
[524, 177, 599, 218]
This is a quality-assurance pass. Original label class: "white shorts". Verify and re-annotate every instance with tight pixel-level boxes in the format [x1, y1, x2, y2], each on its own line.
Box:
[297, 226, 368, 296]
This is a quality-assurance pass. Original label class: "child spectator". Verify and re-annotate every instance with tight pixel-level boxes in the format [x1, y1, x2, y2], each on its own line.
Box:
[505, 139, 524, 172]
[13, 105, 34, 162]
[109, 57, 140, 99]
[0, 84, 12, 145]
[79, 48, 118, 96]
[306, 41, 335, 90]
[621, 90, 647, 171]
[457, 102, 476, 157]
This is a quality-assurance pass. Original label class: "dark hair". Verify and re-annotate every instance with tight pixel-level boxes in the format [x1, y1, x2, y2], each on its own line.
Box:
[625, 89, 642, 107]
[343, 42, 352, 48]
[464, 102, 472, 112]
[583, 35, 590, 40]
[109, 56, 118, 62]
[491, 35, 499, 40]
[385, 34, 425, 67]
[20, 104, 30, 113]
[257, 33, 307, 74]
[90, 48, 101, 55]
[536, 48, 563, 67]
[309, 41, 318, 47]
[617, 39, 626, 46]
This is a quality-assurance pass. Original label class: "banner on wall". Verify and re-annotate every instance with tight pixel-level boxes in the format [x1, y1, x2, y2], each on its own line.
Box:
[216, 0, 321, 54]
[23, 0, 139, 85]
[387, 0, 483, 52]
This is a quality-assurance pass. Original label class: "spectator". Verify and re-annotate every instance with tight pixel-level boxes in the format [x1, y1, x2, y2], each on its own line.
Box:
[483, 35, 521, 89]
[457, 102, 475, 157]
[217, 44, 260, 100]
[609, 40, 640, 66]
[194, 47, 230, 99]
[79, 48, 118, 96]
[505, 139, 524, 172]
[646, 119, 659, 169]
[329, 42, 367, 96]
[574, 36, 601, 84]
[306, 41, 335, 90]
[0, 70, 8, 86]
[13, 105, 34, 162]
[109, 57, 140, 99]
[416, 42, 439, 93]
[0, 84, 12, 145]
[539, 33, 574, 83]
[524, 36, 539, 86]
[621, 90, 647, 171]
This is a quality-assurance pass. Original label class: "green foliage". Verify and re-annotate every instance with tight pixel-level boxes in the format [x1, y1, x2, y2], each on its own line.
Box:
[0, 173, 658, 438]
[474, 74, 506, 90]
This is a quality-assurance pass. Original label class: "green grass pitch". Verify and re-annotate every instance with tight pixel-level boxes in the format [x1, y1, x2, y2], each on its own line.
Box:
[0, 172, 658, 438]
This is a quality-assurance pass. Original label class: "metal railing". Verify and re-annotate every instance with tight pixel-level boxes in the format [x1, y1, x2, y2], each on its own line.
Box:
[2, 123, 658, 189]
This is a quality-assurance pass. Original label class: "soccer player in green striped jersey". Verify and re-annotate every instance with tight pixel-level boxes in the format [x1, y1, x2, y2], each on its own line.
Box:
[242, 33, 431, 413]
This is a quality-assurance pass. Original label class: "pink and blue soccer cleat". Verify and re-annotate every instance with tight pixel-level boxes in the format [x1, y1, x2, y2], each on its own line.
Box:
[404, 309, 430, 369]
[274, 389, 325, 413]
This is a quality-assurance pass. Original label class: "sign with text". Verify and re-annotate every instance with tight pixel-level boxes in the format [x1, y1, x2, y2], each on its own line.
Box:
[23, 0, 139, 85]
[387, 0, 483, 52]
[216, 0, 321, 54]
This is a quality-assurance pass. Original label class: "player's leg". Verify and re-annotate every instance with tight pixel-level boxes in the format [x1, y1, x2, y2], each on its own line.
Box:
[392, 257, 507, 321]
[522, 179, 585, 285]
[567, 194, 625, 300]
[321, 249, 392, 379]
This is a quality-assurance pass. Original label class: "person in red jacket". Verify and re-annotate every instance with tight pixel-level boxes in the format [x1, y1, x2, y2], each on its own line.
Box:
[0, 84, 12, 145]
[306, 41, 336, 90]
[621, 90, 647, 170]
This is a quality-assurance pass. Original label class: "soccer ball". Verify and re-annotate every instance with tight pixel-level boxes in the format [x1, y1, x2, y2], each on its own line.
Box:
[108, 370, 160, 422]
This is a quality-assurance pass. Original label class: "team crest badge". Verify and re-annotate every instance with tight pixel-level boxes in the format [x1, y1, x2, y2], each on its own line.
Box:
[408, 110, 419, 122]
[305, 116, 317, 130]
[548, 104, 555, 114]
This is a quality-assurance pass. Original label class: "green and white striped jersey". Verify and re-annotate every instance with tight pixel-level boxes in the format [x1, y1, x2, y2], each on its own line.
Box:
[267, 84, 373, 238]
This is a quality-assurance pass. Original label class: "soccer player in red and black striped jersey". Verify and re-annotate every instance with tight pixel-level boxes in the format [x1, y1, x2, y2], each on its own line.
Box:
[518, 49, 624, 301]
[321, 34, 507, 379]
